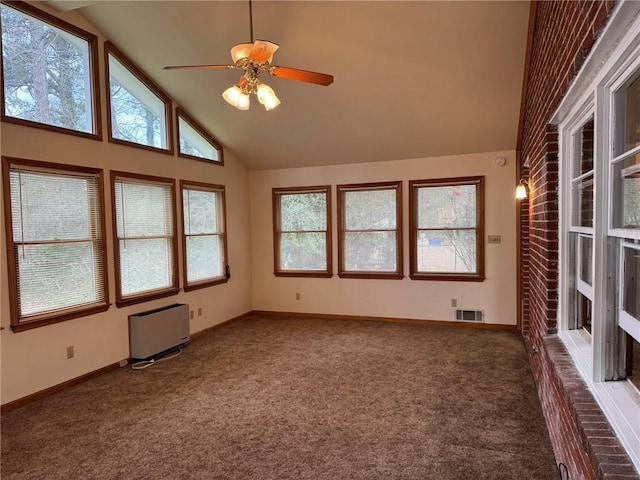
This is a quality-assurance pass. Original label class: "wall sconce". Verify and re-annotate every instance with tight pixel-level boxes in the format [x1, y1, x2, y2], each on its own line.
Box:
[515, 178, 529, 200]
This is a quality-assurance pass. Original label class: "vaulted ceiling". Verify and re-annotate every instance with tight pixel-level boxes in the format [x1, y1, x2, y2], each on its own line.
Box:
[48, 1, 530, 170]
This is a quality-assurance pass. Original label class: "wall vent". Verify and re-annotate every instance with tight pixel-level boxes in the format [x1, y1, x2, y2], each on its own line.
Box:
[455, 309, 484, 323]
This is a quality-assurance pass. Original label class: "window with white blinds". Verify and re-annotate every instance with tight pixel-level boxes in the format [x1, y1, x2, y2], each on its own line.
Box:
[181, 181, 227, 289]
[3, 157, 108, 331]
[112, 172, 178, 306]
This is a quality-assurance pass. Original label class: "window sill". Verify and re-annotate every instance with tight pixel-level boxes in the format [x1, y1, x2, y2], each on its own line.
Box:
[11, 303, 110, 332]
[558, 330, 640, 473]
[184, 278, 228, 292]
[338, 272, 403, 280]
[274, 271, 333, 278]
[115, 288, 180, 308]
[409, 273, 484, 282]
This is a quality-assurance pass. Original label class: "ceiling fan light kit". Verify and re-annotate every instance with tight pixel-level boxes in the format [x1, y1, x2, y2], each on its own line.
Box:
[164, 1, 333, 111]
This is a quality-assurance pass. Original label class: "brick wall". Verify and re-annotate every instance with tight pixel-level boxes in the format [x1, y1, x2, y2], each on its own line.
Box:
[518, 1, 640, 479]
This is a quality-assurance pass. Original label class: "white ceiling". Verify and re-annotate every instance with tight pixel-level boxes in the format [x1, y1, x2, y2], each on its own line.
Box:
[51, 1, 530, 170]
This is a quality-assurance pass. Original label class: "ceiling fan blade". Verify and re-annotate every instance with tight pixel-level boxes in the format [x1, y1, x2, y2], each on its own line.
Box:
[164, 64, 235, 70]
[269, 66, 334, 86]
[250, 40, 279, 63]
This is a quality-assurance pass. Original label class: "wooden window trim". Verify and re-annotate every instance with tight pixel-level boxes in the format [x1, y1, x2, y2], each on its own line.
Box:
[180, 180, 229, 291]
[337, 181, 403, 279]
[409, 176, 485, 282]
[272, 185, 332, 278]
[176, 107, 224, 165]
[110, 170, 180, 307]
[2, 156, 110, 332]
[0, 1, 102, 141]
[104, 42, 174, 155]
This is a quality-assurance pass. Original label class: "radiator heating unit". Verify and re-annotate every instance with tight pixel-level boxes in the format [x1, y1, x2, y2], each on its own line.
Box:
[129, 303, 190, 360]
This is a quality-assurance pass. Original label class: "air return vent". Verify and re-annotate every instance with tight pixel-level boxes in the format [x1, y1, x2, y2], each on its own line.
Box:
[455, 309, 484, 323]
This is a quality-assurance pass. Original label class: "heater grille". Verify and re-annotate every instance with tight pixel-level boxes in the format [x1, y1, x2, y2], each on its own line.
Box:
[455, 309, 484, 323]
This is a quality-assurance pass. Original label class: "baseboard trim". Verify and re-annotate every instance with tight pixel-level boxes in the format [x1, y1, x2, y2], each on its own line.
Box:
[251, 310, 518, 331]
[1, 310, 254, 414]
[1, 362, 122, 414]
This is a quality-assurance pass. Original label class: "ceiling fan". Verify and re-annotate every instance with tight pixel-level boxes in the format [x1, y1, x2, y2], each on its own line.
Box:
[163, 0, 334, 111]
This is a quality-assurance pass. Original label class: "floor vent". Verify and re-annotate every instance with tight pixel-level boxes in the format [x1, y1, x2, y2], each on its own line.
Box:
[455, 309, 484, 323]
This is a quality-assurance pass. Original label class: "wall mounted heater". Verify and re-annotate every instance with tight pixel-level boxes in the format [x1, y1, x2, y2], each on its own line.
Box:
[455, 309, 484, 323]
[129, 303, 190, 360]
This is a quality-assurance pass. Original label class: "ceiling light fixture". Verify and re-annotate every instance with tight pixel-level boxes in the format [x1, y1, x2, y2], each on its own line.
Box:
[164, 0, 333, 112]
[221, 0, 281, 111]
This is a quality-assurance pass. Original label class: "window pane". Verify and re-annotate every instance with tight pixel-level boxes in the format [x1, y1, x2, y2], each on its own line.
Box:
[417, 230, 477, 273]
[612, 154, 640, 229]
[16, 242, 100, 317]
[183, 189, 218, 235]
[280, 232, 326, 270]
[573, 117, 594, 176]
[119, 238, 171, 296]
[280, 193, 326, 231]
[186, 235, 223, 282]
[577, 292, 592, 334]
[624, 74, 640, 153]
[1, 4, 93, 133]
[579, 235, 593, 286]
[418, 185, 476, 229]
[115, 181, 173, 237]
[10, 171, 95, 242]
[344, 189, 396, 230]
[178, 116, 219, 161]
[623, 246, 639, 322]
[572, 175, 594, 228]
[344, 231, 396, 271]
[109, 53, 166, 149]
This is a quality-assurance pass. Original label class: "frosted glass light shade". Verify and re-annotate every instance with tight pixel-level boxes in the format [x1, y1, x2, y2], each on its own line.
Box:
[515, 183, 528, 199]
[257, 83, 281, 111]
[222, 85, 242, 105]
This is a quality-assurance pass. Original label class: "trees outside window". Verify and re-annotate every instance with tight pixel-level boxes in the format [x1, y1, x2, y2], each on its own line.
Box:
[337, 182, 403, 279]
[409, 177, 484, 281]
[0, 2, 100, 138]
[272, 186, 332, 277]
[177, 108, 223, 164]
[105, 42, 172, 153]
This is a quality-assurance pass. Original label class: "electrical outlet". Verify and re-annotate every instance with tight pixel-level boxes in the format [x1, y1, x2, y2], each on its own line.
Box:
[66, 346, 74, 359]
[488, 235, 502, 244]
[190, 310, 194, 320]
[198, 307, 202, 316]
[451, 299, 457, 308]
[296, 293, 301, 300]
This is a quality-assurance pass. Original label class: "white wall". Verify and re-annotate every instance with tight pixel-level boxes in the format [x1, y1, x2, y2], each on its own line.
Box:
[0, 7, 252, 405]
[250, 151, 517, 325]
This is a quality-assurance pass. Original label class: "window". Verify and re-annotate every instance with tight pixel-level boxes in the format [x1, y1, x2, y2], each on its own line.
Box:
[181, 181, 228, 290]
[2, 157, 108, 331]
[177, 108, 223, 164]
[0, 1, 100, 138]
[409, 177, 484, 281]
[105, 42, 172, 153]
[554, 6, 640, 470]
[111, 171, 178, 306]
[272, 186, 332, 277]
[337, 182, 402, 279]
[567, 117, 595, 336]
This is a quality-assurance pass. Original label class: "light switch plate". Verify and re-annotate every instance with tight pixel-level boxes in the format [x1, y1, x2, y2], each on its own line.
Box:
[488, 235, 501, 244]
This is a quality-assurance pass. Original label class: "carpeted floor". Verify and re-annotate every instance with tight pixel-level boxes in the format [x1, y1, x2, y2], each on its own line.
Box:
[1, 315, 558, 479]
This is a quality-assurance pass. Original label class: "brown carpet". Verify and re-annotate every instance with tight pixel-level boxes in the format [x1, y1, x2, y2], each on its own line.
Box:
[1, 314, 558, 479]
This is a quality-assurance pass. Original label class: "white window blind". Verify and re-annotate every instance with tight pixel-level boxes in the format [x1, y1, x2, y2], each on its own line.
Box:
[182, 184, 226, 286]
[114, 175, 175, 300]
[8, 163, 106, 322]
